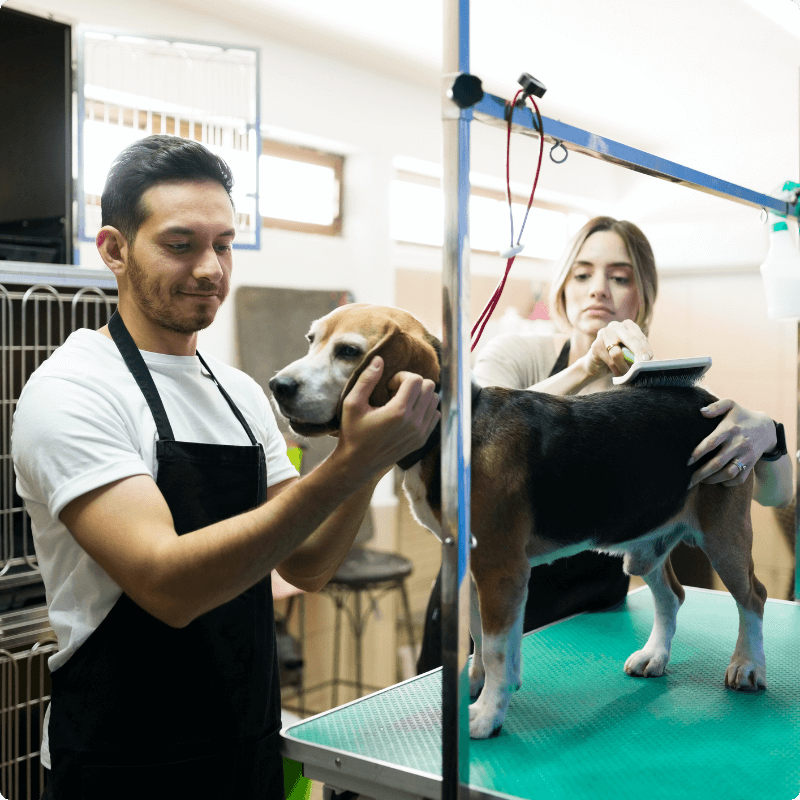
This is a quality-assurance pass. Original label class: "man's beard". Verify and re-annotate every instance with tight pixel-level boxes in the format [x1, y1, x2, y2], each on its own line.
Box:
[126, 250, 227, 335]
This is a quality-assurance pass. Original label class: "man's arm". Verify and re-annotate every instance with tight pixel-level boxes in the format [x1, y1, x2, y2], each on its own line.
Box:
[272, 473, 385, 592]
[60, 358, 439, 628]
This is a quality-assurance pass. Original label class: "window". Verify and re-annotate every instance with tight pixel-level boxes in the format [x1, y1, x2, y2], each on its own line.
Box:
[260, 141, 343, 236]
[390, 170, 587, 259]
[78, 31, 260, 247]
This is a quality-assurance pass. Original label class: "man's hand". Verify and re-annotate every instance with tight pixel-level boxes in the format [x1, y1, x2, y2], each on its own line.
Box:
[334, 356, 440, 485]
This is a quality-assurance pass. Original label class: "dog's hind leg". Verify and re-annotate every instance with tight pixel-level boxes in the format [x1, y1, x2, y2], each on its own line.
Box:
[624, 553, 685, 678]
[698, 483, 767, 691]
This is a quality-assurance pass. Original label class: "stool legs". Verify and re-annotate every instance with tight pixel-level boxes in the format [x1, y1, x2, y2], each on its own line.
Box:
[355, 590, 363, 699]
[323, 578, 416, 709]
[398, 581, 416, 679]
[331, 592, 343, 708]
[298, 595, 306, 717]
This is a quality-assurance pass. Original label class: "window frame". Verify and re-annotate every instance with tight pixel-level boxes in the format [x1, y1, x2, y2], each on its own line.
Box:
[76, 27, 261, 252]
[261, 140, 344, 237]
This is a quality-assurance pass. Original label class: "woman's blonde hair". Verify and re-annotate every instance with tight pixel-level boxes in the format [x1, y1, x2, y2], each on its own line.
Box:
[548, 216, 658, 334]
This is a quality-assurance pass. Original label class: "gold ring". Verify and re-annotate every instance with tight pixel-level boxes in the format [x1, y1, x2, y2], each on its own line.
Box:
[606, 343, 621, 353]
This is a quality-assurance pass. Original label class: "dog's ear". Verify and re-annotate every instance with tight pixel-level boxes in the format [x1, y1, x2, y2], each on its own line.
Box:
[368, 327, 441, 407]
[335, 325, 440, 419]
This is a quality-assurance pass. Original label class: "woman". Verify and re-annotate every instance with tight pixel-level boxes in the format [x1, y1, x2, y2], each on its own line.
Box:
[416, 216, 792, 673]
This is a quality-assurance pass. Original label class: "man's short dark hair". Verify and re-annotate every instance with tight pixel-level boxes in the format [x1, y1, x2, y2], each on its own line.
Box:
[101, 135, 235, 244]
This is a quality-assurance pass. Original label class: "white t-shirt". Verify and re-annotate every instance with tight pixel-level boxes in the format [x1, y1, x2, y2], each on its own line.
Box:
[12, 329, 298, 674]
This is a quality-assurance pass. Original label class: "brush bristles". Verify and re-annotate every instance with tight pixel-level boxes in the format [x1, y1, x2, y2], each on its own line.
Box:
[626, 367, 708, 388]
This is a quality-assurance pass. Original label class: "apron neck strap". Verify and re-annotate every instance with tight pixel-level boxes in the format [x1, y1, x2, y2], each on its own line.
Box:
[196, 352, 258, 446]
[108, 311, 259, 446]
[109, 311, 175, 442]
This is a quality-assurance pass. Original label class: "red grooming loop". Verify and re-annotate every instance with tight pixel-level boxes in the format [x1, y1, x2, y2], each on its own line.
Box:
[471, 90, 545, 351]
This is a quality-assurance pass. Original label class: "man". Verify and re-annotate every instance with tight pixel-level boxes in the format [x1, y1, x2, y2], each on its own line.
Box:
[12, 135, 440, 799]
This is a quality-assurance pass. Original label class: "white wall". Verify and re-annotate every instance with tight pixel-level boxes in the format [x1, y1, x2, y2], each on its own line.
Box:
[7, 0, 434, 365]
[7, 0, 798, 355]
[10, 0, 763, 365]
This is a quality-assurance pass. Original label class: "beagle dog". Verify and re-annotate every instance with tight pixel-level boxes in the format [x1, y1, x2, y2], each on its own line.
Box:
[269, 303, 767, 739]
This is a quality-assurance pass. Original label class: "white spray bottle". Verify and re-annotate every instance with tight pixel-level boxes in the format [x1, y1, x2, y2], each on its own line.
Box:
[760, 182, 800, 320]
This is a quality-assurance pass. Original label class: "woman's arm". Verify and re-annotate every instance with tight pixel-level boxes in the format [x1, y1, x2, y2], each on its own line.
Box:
[687, 398, 793, 507]
[532, 320, 654, 395]
[473, 322, 654, 395]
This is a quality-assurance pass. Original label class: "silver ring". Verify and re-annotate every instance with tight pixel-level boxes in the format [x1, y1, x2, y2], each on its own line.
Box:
[732, 459, 746, 474]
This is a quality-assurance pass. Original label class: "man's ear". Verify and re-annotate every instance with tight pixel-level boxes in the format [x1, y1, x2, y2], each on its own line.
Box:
[96, 226, 129, 277]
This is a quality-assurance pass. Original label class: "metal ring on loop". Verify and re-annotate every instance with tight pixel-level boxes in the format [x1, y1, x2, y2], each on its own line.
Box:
[550, 140, 568, 164]
[760, 207, 768, 224]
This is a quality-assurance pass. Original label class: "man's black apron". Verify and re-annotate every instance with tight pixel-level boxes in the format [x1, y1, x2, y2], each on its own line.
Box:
[47, 311, 284, 800]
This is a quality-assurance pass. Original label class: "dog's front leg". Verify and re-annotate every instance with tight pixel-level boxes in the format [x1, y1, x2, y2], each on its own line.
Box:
[468, 577, 485, 699]
[625, 556, 685, 678]
[467, 562, 528, 739]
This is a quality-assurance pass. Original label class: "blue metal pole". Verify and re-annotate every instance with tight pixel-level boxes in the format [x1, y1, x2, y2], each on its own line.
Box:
[441, 0, 472, 797]
[474, 91, 798, 218]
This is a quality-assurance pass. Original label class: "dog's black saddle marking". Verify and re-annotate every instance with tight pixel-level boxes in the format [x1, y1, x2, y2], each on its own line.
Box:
[466, 384, 720, 549]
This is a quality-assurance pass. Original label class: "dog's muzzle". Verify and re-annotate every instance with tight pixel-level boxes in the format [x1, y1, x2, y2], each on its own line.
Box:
[268, 374, 340, 437]
[269, 374, 299, 403]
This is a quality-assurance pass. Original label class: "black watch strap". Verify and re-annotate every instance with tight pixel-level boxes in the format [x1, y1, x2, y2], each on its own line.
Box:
[760, 420, 787, 462]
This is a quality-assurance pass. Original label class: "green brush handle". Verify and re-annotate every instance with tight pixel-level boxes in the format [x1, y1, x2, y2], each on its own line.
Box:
[621, 347, 635, 364]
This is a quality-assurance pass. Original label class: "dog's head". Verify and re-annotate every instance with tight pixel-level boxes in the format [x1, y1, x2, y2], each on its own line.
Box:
[269, 303, 441, 437]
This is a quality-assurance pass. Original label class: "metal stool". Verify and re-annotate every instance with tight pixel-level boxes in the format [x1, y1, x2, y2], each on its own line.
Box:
[320, 546, 416, 707]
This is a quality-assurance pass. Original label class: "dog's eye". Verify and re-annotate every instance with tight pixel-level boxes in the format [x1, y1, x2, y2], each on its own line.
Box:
[306, 333, 315, 345]
[336, 345, 362, 359]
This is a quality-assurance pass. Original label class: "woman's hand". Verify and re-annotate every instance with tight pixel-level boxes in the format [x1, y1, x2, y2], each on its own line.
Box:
[582, 319, 654, 379]
[687, 399, 776, 488]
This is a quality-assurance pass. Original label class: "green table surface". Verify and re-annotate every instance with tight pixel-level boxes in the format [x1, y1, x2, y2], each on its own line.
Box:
[282, 587, 800, 799]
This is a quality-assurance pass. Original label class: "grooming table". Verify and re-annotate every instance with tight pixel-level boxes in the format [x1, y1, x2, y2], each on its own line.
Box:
[281, 587, 800, 799]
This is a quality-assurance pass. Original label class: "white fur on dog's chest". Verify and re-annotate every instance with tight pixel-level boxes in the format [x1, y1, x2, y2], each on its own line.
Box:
[401, 462, 444, 541]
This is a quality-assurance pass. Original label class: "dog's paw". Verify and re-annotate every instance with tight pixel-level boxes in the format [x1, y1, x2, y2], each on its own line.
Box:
[624, 647, 669, 678]
[468, 700, 503, 739]
[725, 658, 767, 692]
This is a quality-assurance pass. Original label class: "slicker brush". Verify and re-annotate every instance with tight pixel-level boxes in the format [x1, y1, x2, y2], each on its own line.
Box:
[612, 347, 712, 388]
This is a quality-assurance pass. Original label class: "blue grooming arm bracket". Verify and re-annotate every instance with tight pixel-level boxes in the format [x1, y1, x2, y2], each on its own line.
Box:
[472, 90, 799, 219]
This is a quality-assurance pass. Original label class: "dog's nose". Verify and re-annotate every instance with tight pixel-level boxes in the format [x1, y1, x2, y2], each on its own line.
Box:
[269, 374, 299, 401]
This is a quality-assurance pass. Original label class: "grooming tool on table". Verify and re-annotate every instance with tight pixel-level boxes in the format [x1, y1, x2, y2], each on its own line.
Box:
[613, 347, 712, 387]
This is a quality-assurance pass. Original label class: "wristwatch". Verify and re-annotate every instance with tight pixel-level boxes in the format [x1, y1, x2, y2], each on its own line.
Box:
[759, 420, 787, 462]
